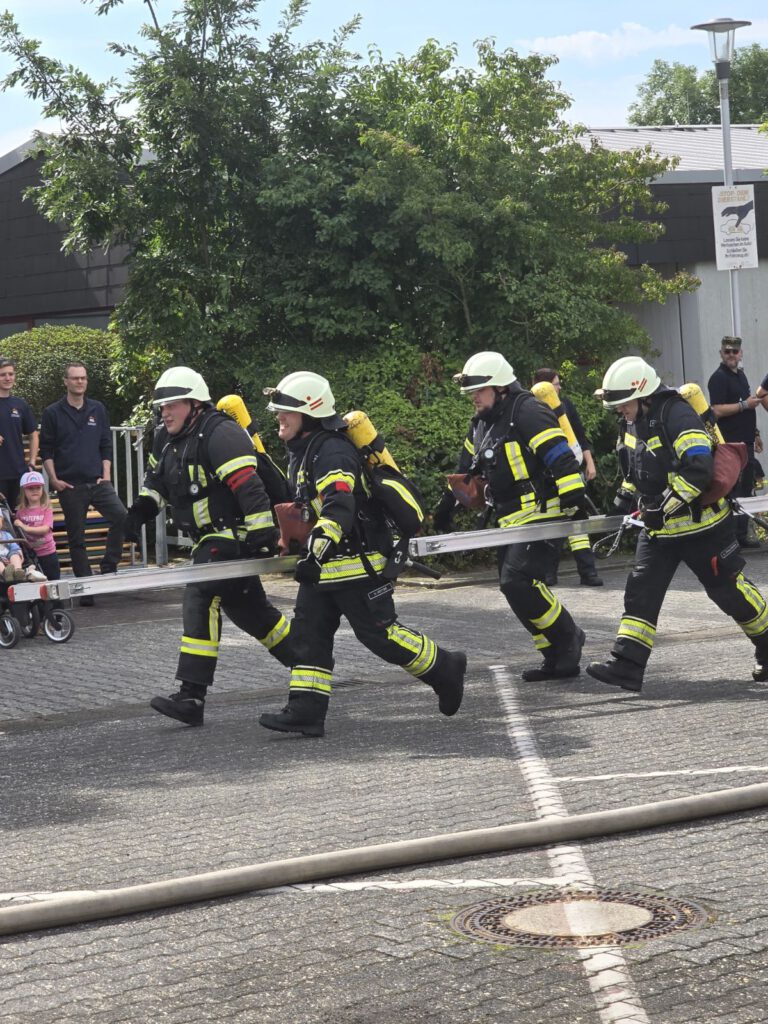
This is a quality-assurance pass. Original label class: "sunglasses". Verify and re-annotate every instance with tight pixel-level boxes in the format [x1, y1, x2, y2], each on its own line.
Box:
[722, 347, 741, 354]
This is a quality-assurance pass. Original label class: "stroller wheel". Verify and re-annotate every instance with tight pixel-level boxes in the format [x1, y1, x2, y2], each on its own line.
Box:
[0, 613, 22, 649]
[44, 609, 75, 644]
[17, 602, 41, 639]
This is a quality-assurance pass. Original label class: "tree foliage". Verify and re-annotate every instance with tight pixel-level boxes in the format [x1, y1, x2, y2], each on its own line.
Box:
[628, 45, 768, 126]
[1, 0, 696, 505]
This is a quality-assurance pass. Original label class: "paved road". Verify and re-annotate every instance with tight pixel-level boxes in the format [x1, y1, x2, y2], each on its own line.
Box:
[1, 554, 768, 1023]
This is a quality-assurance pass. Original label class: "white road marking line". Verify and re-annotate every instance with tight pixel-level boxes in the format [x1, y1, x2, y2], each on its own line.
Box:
[555, 766, 768, 783]
[491, 664, 651, 1024]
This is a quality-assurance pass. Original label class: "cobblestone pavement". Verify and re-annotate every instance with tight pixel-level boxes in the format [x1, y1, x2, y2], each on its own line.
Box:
[1, 553, 768, 1022]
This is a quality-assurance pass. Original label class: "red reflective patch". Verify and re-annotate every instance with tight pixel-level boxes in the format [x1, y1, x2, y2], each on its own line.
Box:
[711, 555, 719, 577]
[335, 482, 352, 493]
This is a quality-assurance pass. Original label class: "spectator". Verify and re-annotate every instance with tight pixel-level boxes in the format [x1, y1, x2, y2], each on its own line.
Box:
[0, 357, 39, 511]
[13, 470, 60, 583]
[707, 336, 761, 547]
[532, 367, 603, 587]
[40, 361, 127, 602]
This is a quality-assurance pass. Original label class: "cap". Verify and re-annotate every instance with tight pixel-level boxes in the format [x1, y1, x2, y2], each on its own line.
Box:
[20, 471, 45, 488]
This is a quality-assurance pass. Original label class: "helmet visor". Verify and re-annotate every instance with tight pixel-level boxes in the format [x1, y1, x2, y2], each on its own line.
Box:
[452, 372, 491, 390]
[263, 386, 306, 412]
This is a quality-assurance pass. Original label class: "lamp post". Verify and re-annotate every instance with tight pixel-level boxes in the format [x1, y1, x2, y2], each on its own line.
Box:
[691, 16, 751, 337]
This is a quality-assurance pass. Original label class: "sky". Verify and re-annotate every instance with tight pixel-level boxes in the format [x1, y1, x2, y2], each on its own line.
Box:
[2, 0, 768, 157]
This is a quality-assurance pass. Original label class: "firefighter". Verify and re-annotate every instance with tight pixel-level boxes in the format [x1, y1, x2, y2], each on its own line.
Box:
[435, 351, 588, 681]
[123, 367, 295, 726]
[586, 355, 768, 692]
[257, 371, 466, 738]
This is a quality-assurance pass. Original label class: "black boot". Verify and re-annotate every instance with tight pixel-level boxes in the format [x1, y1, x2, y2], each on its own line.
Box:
[522, 629, 585, 682]
[150, 682, 206, 726]
[426, 649, 466, 717]
[586, 657, 644, 693]
[259, 692, 327, 737]
[752, 641, 768, 682]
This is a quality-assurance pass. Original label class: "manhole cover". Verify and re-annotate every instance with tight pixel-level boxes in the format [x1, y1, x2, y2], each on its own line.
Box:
[451, 887, 710, 948]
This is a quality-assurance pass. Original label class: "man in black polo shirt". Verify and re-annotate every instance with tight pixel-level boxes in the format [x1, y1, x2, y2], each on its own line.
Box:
[40, 361, 127, 596]
[0, 357, 39, 511]
[708, 336, 762, 547]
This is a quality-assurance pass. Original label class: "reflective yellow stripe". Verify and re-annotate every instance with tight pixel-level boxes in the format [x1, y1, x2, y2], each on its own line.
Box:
[192, 497, 210, 528]
[647, 436, 663, 451]
[290, 665, 332, 694]
[504, 441, 529, 481]
[180, 634, 219, 657]
[529, 427, 563, 450]
[736, 574, 768, 637]
[387, 624, 437, 676]
[624, 432, 637, 449]
[674, 430, 711, 458]
[187, 464, 206, 486]
[139, 486, 164, 507]
[244, 510, 275, 530]
[148, 453, 158, 468]
[668, 473, 701, 502]
[651, 501, 729, 537]
[316, 469, 356, 494]
[557, 473, 583, 495]
[617, 616, 656, 649]
[464, 438, 474, 456]
[499, 505, 562, 528]
[567, 534, 590, 552]
[530, 582, 562, 631]
[318, 552, 388, 582]
[533, 632, 551, 651]
[217, 454, 257, 479]
[260, 615, 290, 650]
[380, 477, 424, 523]
[315, 517, 344, 544]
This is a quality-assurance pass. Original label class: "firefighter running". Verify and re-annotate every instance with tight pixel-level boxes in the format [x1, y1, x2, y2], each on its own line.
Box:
[257, 371, 466, 738]
[587, 355, 768, 692]
[123, 367, 295, 726]
[435, 351, 589, 681]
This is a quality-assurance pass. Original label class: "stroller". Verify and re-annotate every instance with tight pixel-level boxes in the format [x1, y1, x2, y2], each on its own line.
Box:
[0, 493, 75, 649]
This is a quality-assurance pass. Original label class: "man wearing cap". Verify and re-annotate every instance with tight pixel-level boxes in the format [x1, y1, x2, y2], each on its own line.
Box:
[708, 336, 762, 547]
[0, 357, 38, 511]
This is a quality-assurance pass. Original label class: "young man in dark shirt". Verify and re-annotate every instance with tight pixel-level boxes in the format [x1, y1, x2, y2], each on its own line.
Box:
[40, 362, 127, 598]
[0, 357, 38, 511]
[707, 336, 762, 547]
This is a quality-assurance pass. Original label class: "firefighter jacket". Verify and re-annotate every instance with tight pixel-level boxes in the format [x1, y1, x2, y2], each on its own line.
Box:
[288, 428, 390, 587]
[455, 385, 586, 527]
[139, 407, 275, 546]
[616, 387, 730, 540]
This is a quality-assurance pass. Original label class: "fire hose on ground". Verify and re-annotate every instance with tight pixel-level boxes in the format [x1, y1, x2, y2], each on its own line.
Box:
[1, 782, 767, 937]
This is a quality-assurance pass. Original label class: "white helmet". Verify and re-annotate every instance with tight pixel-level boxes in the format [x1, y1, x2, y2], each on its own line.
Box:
[453, 351, 516, 394]
[264, 371, 346, 428]
[595, 356, 661, 408]
[153, 366, 211, 406]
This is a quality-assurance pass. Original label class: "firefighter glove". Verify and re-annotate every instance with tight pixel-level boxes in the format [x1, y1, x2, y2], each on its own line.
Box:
[614, 487, 636, 516]
[243, 526, 279, 558]
[124, 495, 159, 543]
[294, 527, 335, 584]
[433, 491, 456, 533]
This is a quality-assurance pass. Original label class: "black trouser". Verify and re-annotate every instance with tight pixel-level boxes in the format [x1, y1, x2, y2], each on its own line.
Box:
[57, 481, 127, 576]
[285, 578, 451, 700]
[613, 516, 768, 668]
[177, 537, 294, 687]
[730, 442, 756, 541]
[36, 552, 61, 580]
[540, 536, 600, 581]
[497, 538, 581, 657]
[0, 478, 20, 512]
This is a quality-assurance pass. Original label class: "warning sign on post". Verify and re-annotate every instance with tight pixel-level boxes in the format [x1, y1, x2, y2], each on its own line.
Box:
[712, 185, 758, 270]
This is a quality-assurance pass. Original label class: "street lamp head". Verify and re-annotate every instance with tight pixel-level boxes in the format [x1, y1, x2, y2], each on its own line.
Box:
[691, 17, 751, 64]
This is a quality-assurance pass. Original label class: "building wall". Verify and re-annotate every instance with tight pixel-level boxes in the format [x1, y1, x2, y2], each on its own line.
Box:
[0, 155, 128, 338]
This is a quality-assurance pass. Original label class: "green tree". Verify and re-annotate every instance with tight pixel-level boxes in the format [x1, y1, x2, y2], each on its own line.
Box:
[1, 0, 696, 500]
[628, 46, 768, 126]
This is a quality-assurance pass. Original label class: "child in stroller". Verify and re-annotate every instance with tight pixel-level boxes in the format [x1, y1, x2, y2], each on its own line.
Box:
[0, 485, 74, 647]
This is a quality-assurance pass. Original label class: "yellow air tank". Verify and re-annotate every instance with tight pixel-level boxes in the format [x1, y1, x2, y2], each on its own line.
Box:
[531, 381, 583, 464]
[343, 411, 400, 471]
[217, 394, 266, 453]
[679, 382, 725, 444]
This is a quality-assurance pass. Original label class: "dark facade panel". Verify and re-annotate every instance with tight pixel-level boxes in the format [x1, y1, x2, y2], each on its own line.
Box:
[0, 156, 128, 323]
